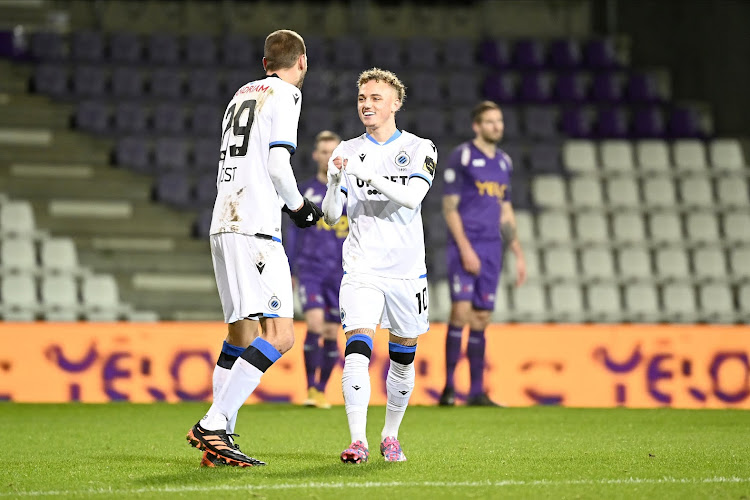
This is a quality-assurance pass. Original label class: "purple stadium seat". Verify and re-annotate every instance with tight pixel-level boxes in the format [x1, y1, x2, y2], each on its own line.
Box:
[413, 108, 448, 142]
[221, 33, 256, 67]
[548, 39, 582, 69]
[478, 39, 511, 68]
[560, 107, 595, 138]
[369, 38, 403, 70]
[30, 32, 65, 61]
[483, 72, 516, 103]
[518, 72, 554, 103]
[501, 142, 525, 170]
[114, 101, 148, 134]
[524, 106, 561, 140]
[194, 208, 212, 238]
[303, 70, 332, 104]
[154, 173, 191, 209]
[303, 35, 328, 69]
[224, 69, 251, 95]
[147, 33, 180, 65]
[187, 68, 221, 101]
[584, 38, 619, 69]
[443, 38, 476, 70]
[299, 105, 337, 138]
[153, 102, 186, 134]
[596, 107, 630, 138]
[404, 38, 438, 69]
[510, 174, 532, 209]
[513, 39, 546, 69]
[340, 108, 363, 138]
[33, 63, 69, 98]
[631, 106, 665, 138]
[111, 66, 144, 98]
[555, 72, 589, 103]
[668, 106, 703, 138]
[330, 69, 359, 105]
[190, 103, 222, 136]
[193, 137, 219, 172]
[185, 34, 217, 66]
[446, 72, 480, 105]
[71, 31, 104, 62]
[75, 101, 109, 134]
[446, 105, 473, 139]
[626, 72, 661, 103]
[116, 136, 151, 173]
[591, 72, 625, 102]
[109, 32, 141, 63]
[194, 173, 218, 207]
[331, 36, 364, 69]
[528, 142, 563, 174]
[154, 137, 189, 171]
[72, 65, 107, 98]
[407, 73, 442, 104]
[501, 106, 521, 140]
[149, 68, 183, 98]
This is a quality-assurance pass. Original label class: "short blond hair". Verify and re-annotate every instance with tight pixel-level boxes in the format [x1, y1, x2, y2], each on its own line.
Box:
[357, 68, 406, 104]
[472, 101, 501, 124]
[314, 130, 341, 147]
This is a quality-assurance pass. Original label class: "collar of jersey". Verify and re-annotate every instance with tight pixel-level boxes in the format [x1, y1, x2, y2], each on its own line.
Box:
[366, 129, 401, 146]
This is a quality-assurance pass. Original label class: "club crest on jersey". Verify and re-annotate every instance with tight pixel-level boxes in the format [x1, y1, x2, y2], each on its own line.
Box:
[268, 296, 281, 311]
[340, 308, 346, 322]
[423, 156, 436, 176]
[395, 151, 410, 171]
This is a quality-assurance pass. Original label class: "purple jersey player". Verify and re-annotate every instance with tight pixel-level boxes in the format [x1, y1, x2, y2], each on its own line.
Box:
[440, 101, 526, 407]
[286, 131, 346, 409]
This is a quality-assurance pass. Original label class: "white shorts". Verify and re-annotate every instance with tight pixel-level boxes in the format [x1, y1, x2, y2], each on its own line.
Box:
[339, 272, 429, 339]
[211, 232, 294, 323]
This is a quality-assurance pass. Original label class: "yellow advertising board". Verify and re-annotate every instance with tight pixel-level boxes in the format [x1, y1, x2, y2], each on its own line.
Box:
[0, 322, 747, 408]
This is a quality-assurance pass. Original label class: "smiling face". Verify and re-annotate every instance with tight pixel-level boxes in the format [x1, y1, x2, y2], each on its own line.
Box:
[357, 79, 401, 132]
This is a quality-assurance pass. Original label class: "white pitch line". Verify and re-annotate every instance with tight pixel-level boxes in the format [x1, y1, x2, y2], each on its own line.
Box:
[1, 477, 749, 497]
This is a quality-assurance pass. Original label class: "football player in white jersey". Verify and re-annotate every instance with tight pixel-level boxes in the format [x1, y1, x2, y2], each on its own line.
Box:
[187, 29, 323, 468]
[322, 68, 438, 463]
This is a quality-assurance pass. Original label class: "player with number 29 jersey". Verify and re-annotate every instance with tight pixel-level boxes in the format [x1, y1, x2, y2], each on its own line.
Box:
[210, 75, 302, 240]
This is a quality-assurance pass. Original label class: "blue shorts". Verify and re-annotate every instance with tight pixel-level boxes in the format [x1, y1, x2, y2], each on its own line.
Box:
[446, 240, 502, 311]
[297, 269, 343, 323]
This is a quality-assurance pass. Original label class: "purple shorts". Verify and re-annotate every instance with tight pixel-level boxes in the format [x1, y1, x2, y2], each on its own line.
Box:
[297, 270, 343, 323]
[447, 240, 503, 310]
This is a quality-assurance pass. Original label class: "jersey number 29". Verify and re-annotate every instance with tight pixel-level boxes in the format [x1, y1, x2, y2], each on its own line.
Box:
[222, 99, 256, 158]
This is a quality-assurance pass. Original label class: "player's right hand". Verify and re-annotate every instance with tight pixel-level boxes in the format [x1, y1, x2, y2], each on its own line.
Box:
[460, 245, 482, 276]
[327, 156, 345, 185]
[283, 197, 324, 228]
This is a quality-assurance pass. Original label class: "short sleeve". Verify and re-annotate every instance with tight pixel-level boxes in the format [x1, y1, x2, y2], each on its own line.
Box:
[269, 85, 302, 154]
[408, 139, 438, 188]
[442, 146, 464, 196]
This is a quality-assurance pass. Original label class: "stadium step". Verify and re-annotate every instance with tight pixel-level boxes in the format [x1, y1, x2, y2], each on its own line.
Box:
[0, 92, 73, 129]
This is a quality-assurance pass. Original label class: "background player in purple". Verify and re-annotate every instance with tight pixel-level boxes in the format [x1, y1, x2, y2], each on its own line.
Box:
[440, 101, 527, 407]
[286, 131, 346, 409]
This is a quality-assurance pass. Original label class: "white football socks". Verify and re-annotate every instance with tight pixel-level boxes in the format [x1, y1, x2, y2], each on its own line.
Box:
[341, 352, 371, 448]
[382, 359, 415, 440]
[202, 357, 263, 431]
[212, 364, 238, 434]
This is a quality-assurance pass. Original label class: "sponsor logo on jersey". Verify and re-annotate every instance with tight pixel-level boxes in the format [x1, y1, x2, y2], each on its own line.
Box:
[395, 151, 410, 171]
[472, 158, 486, 167]
[423, 156, 436, 176]
[255, 261, 266, 274]
[359, 153, 366, 161]
[293, 94, 300, 104]
[268, 295, 281, 311]
[234, 84, 269, 97]
[444, 168, 456, 184]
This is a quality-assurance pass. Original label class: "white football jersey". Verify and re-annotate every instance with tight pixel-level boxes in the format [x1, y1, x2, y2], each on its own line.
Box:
[334, 130, 437, 279]
[210, 75, 302, 240]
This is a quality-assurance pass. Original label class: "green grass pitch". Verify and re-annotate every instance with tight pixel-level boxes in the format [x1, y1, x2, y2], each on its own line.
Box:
[1, 403, 749, 499]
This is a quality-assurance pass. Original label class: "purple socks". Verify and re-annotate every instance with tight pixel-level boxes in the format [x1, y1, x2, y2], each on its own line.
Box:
[444, 325, 463, 389]
[303, 332, 321, 389]
[318, 339, 339, 391]
[467, 329, 486, 397]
